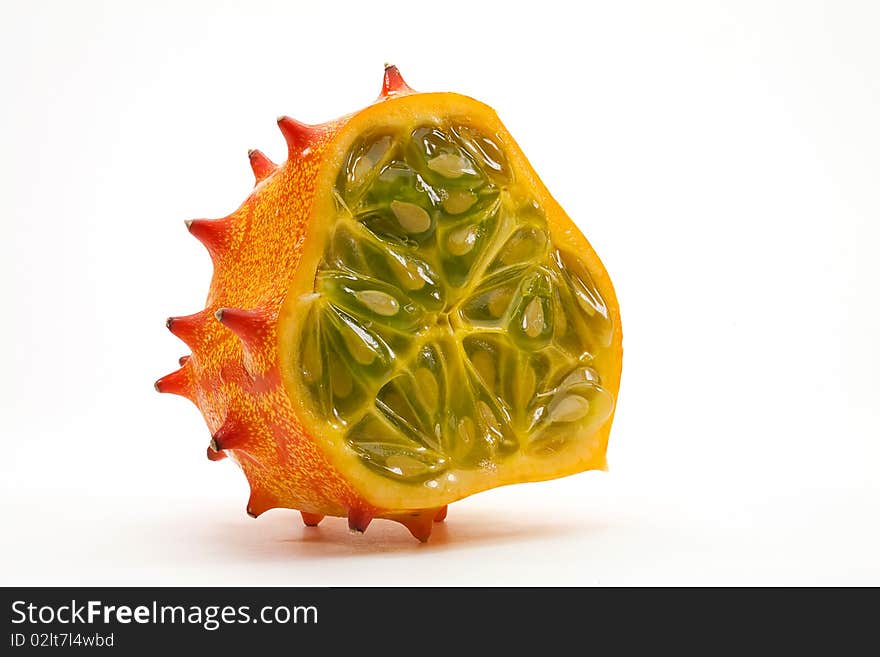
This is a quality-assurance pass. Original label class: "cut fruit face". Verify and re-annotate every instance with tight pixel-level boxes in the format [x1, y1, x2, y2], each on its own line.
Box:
[281, 99, 619, 511]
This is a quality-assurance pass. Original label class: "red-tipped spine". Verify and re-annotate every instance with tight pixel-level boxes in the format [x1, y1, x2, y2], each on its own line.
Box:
[380, 64, 414, 98]
[248, 149, 276, 183]
[214, 307, 271, 353]
[277, 116, 314, 158]
[215, 307, 275, 376]
[394, 510, 437, 543]
[185, 218, 232, 260]
[247, 486, 280, 518]
[206, 443, 227, 461]
[348, 507, 373, 533]
[300, 512, 324, 527]
[178, 355, 190, 367]
[165, 311, 211, 350]
[154, 366, 195, 401]
[211, 414, 249, 453]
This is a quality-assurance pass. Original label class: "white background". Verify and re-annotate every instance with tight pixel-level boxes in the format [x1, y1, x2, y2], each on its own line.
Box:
[1, 1, 878, 585]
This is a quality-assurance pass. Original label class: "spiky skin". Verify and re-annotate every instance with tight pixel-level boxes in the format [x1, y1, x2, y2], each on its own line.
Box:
[157, 66, 622, 542]
[157, 68, 448, 539]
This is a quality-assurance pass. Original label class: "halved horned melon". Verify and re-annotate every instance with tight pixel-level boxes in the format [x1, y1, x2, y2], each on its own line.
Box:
[157, 66, 622, 541]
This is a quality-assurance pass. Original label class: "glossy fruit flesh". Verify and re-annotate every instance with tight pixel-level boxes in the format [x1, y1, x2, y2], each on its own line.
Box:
[285, 117, 617, 509]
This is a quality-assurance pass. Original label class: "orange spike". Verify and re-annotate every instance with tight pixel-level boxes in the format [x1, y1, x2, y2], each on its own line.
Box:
[248, 148, 276, 183]
[165, 311, 209, 350]
[277, 116, 313, 156]
[154, 366, 194, 400]
[300, 511, 324, 527]
[185, 218, 231, 259]
[381, 63, 414, 98]
[178, 354, 190, 367]
[348, 507, 373, 533]
[394, 511, 436, 543]
[246, 485, 279, 518]
[211, 413, 249, 452]
[214, 307, 271, 351]
[206, 442, 227, 461]
[215, 307, 275, 377]
[434, 505, 448, 523]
